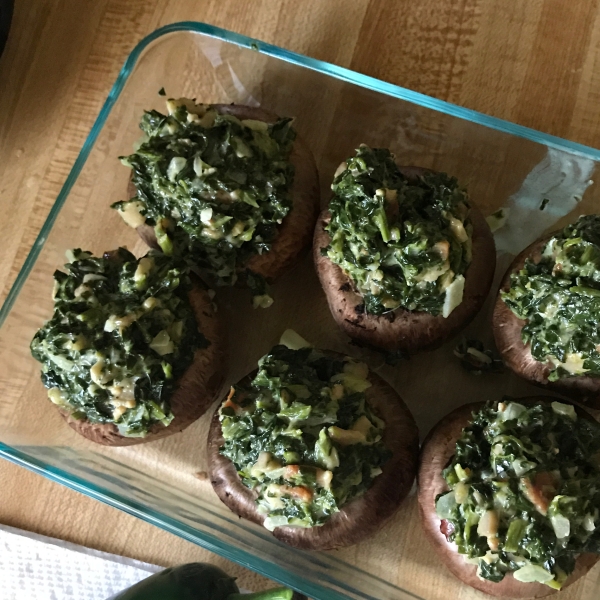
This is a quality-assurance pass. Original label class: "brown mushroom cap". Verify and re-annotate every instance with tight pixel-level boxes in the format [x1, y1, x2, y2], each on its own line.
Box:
[129, 104, 320, 285]
[60, 275, 226, 446]
[313, 166, 496, 354]
[418, 398, 599, 598]
[493, 235, 600, 408]
[207, 355, 419, 550]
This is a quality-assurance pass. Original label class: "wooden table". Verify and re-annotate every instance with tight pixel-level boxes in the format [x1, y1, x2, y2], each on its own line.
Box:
[1, 0, 600, 594]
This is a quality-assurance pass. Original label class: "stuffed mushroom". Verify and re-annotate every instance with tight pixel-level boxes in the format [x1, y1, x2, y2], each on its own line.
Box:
[314, 145, 495, 355]
[418, 397, 600, 597]
[494, 215, 600, 407]
[113, 99, 320, 307]
[207, 333, 419, 550]
[31, 248, 224, 445]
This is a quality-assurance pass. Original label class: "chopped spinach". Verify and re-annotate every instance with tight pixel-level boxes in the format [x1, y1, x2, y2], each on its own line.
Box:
[219, 345, 390, 530]
[325, 146, 472, 316]
[31, 248, 206, 437]
[501, 215, 600, 380]
[453, 338, 504, 375]
[113, 98, 296, 289]
[437, 399, 600, 588]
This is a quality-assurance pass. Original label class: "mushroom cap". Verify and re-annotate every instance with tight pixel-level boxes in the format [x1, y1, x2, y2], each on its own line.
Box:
[130, 104, 320, 285]
[418, 398, 599, 598]
[208, 356, 419, 550]
[493, 235, 600, 408]
[60, 275, 225, 446]
[313, 166, 496, 354]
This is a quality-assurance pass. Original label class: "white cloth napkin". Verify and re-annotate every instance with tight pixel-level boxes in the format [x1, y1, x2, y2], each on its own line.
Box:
[0, 524, 162, 600]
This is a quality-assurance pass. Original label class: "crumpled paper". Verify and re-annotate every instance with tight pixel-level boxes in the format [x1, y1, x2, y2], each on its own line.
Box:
[0, 524, 161, 600]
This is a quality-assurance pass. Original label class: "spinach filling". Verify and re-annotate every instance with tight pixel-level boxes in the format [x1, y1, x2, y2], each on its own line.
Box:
[501, 215, 600, 380]
[112, 98, 296, 299]
[325, 146, 473, 316]
[30, 248, 207, 437]
[219, 345, 390, 531]
[437, 400, 600, 588]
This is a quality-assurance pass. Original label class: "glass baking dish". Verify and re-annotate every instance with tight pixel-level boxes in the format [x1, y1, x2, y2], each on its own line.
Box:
[2, 21, 600, 600]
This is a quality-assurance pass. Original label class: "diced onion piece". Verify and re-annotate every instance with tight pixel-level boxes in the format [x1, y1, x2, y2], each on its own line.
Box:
[47, 387, 67, 406]
[438, 269, 455, 291]
[449, 217, 468, 242]
[263, 515, 289, 532]
[513, 458, 536, 477]
[200, 207, 213, 223]
[194, 156, 216, 177]
[583, 514, 595, 532]
[68, 334, 89, 352]
[149, 330, 174, 356]
[513, 564, 555, 584]
[435, 492, 457, 519]
[351, 415, 373, 437]
[549, 352, 589, 375]
[499, 402, 526, 421]
[279, 329, 312, 350]
[230, 221, 245, 237]
[551, 401, 577, 420]
[167, 157, 186, 181]
[316, 469, 333, 490]
[112, 405, 127, 420]
[454, 464, 471, 482]
[143, 297, 159, 310]
[166, 97, 206, 116]
[442, 274, 465, 318]
[117, 201, 146, 228]
[232, 137, 253, 158]
[454, 481, 469, 504]
[343, 360, 369, 381]
[134, 257, 154, 283]
[486, 208, 510, 233]
[65, 249, 78, 263]
[551, 514, 571, 539]
[466, 347, 492, 364]
[104, 315, 118, 333]
[330, 383, 344, 400]
[89, 359, 105, 385]
[434, 240, 450, 261]
[328, 426, 366, 446]
[252, 294, 274, 309]
[82, 274, 106, 284]
[74, 284, 90, 298]
[250, 452, 282, 478]
[334, 161, 347, 179]
[477, 510, 499, 538]
[199, 110, 217, 128]
[416, 261, 450, 283]
[169, 320, 183, 343]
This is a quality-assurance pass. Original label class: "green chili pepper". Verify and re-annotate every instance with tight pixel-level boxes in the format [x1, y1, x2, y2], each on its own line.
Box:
[109, 563, 302, 600]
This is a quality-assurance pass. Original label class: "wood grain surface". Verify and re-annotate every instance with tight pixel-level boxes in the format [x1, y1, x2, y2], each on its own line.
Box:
[2, 0, 600, 595]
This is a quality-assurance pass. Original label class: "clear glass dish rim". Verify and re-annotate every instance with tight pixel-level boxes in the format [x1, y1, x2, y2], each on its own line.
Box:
[2, 21, 600, 598]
